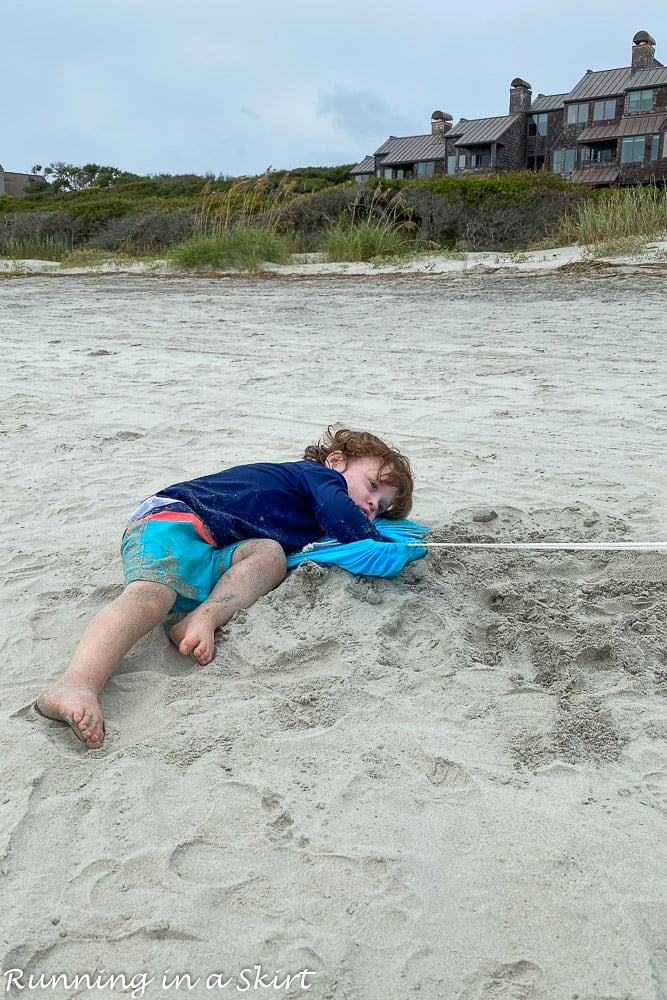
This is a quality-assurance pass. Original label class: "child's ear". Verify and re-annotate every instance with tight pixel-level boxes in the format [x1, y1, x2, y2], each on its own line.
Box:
[325, 450, 347, 471]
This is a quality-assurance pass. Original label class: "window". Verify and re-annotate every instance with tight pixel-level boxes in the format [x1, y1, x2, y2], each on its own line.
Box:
[567, 103, 589, 124]
[589, 143, 615, 162]
[651, 135, 659, 160]
[416, 161, 435, 177]
[664, 134, 667, 158]
[593, 99, 616, 121]
[458, 154, 466, 169]
[528, 113, 548, 136]
[628, 89, 653, 113]
[382, 168, 393, 179]
[470, 152, 491, 168]
[395, 168, 413, 179]
[447, 154, 457, 174]
[527, 155, 545, 171]
[552, 148, 576, 173]
[620, 136, 646, 162]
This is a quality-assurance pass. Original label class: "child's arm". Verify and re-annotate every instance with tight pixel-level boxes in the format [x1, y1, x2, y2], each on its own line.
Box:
[299, 466, 384, 544]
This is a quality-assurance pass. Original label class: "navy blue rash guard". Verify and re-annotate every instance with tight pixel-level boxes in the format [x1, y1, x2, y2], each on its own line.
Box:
[159, 460, 382, 552]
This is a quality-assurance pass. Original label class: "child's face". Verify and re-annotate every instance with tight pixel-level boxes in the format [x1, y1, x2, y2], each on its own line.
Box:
[325, 452, 397, 520]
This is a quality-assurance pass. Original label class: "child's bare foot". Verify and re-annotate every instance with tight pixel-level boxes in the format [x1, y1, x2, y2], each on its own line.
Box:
[36, 683, 105, 749]
[169, 611, 217, 666]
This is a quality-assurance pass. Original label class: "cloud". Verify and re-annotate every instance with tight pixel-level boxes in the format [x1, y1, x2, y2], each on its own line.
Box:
[317, 86, 416, 140]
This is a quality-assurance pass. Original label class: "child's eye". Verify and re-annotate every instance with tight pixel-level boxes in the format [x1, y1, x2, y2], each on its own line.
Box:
[369, 480, 378, 491]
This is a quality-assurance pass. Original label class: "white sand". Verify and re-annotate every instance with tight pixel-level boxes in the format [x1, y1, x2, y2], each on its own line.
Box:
[3, 257, 667, 999]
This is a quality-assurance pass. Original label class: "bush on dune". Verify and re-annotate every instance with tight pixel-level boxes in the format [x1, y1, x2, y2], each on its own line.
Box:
[87, 209, 196, 254]
[170, 228, 293, 271]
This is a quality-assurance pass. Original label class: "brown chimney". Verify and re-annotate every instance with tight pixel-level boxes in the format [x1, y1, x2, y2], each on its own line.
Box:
[632, 30, 657, 73]
[431, 110, 453, 141]
[509, 78, 532, 114]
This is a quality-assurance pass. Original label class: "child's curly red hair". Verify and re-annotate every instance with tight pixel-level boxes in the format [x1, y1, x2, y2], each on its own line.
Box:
[304, 426, 414, 519]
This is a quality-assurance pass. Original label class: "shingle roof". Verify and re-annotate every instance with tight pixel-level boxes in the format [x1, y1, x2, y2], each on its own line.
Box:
[453, 115, 520, 146]
[625, 67, 667, 89]
[530, 93, 568, 113]
[578, 113, 667, 142]
[567, 67, 632, 101]
[351, 156, 375, 175]
[373, 134, 446, 165]
[570, 165, 620, 185]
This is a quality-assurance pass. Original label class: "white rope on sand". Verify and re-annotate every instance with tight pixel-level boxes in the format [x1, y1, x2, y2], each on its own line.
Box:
[407, 541, 667, 551]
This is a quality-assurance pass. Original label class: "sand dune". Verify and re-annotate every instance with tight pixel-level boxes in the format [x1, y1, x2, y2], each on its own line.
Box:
[2, 266, 667, 999]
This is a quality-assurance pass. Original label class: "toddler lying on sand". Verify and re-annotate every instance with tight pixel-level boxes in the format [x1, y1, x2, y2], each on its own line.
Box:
[37, 427, 414, 749]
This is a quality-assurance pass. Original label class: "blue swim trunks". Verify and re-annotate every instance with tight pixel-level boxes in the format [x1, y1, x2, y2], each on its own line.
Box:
[121, 497, 242, 612]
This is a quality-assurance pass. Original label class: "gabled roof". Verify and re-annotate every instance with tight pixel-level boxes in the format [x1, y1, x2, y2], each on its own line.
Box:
[530, 93, 568, 113]
[578, 112, 667, 142]
[373, 134, 446, 165]
[351, 156, 375, 175]
[626, 66, 667, 89]
[453, 115, 520, 146]
[567, 66, 632, 101]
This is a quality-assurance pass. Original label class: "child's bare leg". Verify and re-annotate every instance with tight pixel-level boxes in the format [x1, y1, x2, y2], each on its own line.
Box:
[170, 539, 286, 666]
[37, 581, 175, 749]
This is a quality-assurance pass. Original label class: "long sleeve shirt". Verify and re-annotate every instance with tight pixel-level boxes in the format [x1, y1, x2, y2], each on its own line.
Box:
[159, 460, 382, 552]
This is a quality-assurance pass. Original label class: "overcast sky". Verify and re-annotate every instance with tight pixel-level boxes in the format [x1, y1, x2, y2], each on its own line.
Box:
[3, 1, 665, 178]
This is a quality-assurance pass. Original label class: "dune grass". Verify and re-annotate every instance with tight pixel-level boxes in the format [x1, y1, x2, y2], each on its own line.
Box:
[551, 185, 667, 256]
[0, 234, 72, 260]
[171, 228, 294, 271]
[319, 219, 414, 262]
[317, 184, 417, 262]
[170, 172, 299, 271]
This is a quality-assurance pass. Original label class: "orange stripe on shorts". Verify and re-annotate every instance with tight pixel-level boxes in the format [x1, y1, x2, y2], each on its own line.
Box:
[130, 511, 218, 546]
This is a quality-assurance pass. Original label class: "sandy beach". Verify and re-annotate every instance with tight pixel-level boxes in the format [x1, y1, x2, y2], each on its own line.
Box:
[2, 258, 667, 999]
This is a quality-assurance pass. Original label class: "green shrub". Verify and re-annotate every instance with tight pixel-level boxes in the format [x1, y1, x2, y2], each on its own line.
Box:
[406, 170, 573, 202]
[170, 228, 294, 271]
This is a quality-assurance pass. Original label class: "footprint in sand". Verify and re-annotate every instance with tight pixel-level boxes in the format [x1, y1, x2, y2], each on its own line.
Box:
[418, 754, 479, 794]
[457, 959, 547, 1000]
[261, 791, 295, 842]
[642, 771, 667, 812]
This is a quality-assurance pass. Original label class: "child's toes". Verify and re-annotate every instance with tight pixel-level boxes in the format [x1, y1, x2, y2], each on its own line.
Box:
[193, 644, 208, 664]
